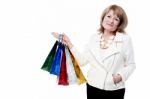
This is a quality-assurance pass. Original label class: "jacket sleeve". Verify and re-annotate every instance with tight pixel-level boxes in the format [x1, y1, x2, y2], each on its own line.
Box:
[69, 34, 96, 67]
[117, 35, 136, 82]
[70, 46, 89, 67]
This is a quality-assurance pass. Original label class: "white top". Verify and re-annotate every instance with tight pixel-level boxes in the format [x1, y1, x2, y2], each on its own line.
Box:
[99, 48, 109, 61]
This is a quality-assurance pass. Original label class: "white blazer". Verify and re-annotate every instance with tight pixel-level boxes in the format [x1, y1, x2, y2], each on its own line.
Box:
[70, 32, 136, 90]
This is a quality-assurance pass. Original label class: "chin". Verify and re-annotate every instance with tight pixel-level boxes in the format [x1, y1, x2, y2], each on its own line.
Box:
[105, 28, 114, 31]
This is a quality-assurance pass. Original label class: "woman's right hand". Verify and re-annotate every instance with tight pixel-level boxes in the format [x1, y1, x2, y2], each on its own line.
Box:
[51, 32, 59, 39]
[51, 32, 73, 49]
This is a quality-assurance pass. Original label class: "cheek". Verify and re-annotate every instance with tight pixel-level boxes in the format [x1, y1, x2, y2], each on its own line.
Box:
[102, 20, 106, 28]
[103, 17, 109, 22]
[113, 22, 119, 30]
[113, 25, 118, 31]
[114, 21, 120, 26]
[102, 18, 108, 25]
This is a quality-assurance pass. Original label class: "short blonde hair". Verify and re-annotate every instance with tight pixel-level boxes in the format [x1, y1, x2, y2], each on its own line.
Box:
[98, 4, 128, 34]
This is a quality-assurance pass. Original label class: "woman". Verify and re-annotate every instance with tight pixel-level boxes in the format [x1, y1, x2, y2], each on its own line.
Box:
[52, 4, 136, 99]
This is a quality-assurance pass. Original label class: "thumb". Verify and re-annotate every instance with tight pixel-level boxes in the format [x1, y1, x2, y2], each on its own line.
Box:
[51, 32, 59, 38]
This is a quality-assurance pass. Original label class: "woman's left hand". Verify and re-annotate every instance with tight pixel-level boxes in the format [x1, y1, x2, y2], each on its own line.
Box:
[113, 74, 122, 84]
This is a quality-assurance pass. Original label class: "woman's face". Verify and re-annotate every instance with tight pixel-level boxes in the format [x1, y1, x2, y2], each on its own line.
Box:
[102, 10, 120, 32]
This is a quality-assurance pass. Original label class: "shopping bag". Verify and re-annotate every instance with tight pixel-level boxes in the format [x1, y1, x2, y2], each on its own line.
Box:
[65, 46, 77, 84]
[41, 34, 86, 86]
[68, 49, 87, 85]
[58, 44, 69, 85]
[50, 42, 62, 75]
[41, 41, 58, 72]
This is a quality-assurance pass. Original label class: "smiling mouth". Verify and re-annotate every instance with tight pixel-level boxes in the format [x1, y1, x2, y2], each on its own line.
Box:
[106, 23, 113, 27]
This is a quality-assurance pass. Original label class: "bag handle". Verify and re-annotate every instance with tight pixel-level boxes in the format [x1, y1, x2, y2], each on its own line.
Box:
[58, 34, 62, 42]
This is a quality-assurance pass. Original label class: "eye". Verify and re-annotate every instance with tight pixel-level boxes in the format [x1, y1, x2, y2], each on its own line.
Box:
[115, 18, 120, 21]
[107, 15, 111, 18]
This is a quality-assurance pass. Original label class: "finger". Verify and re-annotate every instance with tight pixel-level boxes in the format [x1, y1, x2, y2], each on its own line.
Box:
[62, 39, 66, 44]
[62, 33, 68, 38]
[51, 32, 59, 38]
[62, 41, 67, 45]
[62, 32, 66, 35]
[113, 78, 116, 84]
[51, 32, 58, 35]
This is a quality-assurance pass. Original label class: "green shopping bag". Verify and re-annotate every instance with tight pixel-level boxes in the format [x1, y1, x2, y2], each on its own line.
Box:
[41, 41, 58, 72]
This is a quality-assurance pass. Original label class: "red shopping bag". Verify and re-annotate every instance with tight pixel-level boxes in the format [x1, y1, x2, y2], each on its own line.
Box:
[58, 44, 69, 85]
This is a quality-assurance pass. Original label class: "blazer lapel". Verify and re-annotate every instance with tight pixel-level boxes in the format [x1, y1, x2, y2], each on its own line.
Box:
[100, 43, 119, 61]
[88, 33, 107, 70]
[101, 33, 123, 61]
[88, 33, 123, 69]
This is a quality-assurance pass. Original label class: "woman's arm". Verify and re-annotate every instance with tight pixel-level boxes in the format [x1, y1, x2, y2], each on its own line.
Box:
[51, 32, 88, 66]
[117, 35, 136, 82]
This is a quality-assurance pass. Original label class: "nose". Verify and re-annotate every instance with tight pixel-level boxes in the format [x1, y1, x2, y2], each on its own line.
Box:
[109, 18, 114, 23]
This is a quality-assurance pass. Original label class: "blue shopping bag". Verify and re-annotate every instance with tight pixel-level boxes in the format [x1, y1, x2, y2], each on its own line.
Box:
[50, 42, 63, 75]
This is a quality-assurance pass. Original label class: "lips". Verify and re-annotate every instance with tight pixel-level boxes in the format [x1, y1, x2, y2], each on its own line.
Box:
[106, 23, 113, 27]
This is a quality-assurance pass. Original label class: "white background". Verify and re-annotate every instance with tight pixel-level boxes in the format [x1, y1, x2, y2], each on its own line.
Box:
[0, 0, 149, 99]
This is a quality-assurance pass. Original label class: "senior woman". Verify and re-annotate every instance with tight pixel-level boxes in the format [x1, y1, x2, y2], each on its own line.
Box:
[52, 4, 136, 99]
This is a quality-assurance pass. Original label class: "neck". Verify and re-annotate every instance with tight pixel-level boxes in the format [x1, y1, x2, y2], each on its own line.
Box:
[103, 30, 114, 37]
